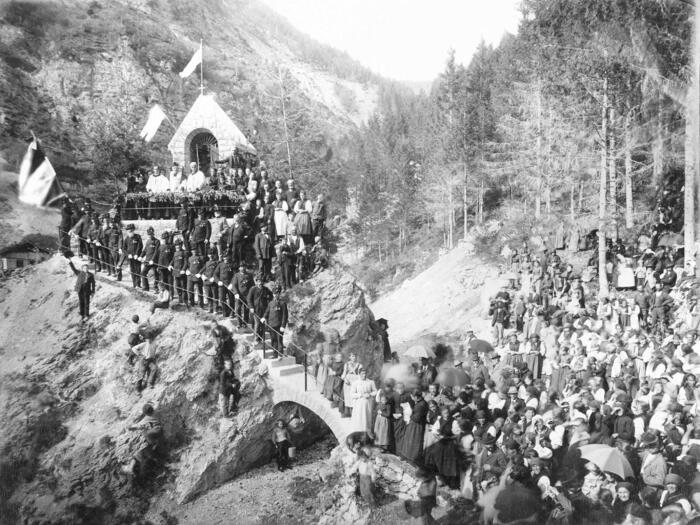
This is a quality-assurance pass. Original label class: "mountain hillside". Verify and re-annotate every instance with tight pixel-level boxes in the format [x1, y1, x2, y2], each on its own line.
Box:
[0, 0, 380, 191]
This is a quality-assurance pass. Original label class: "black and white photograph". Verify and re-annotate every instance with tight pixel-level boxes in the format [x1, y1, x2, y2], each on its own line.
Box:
[0, 0, 699, 524]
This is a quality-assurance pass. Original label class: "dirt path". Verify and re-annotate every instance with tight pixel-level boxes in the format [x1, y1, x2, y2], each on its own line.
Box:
[156, 438, 338, 525]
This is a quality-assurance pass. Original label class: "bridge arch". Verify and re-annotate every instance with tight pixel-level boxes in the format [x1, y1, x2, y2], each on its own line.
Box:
[270, 383, 352, 443]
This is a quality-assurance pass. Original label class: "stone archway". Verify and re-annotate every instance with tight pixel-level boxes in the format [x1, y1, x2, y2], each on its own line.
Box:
[184, 128, 218, 173]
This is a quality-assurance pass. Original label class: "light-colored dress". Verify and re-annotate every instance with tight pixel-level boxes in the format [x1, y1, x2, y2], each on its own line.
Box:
[342, 361, 361, 409]
[273, 199, 289, 240]
[351, 379, 377, 433]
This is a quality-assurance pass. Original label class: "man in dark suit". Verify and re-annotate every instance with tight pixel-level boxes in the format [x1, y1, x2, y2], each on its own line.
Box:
[191, 208, 211, 257]
[68, 258, 95, 321]
[254, 224, 274, 281]
[262, 284, 288, 356]
[121, 224, 143, 288]
[247, 273, 273, 344]
[227, 216, 250, 268]
[214, 253, 236, 316]
[231, 263, 254, 328]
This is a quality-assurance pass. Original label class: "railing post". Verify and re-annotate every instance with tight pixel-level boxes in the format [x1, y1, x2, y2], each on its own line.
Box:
[304, 353, 308, 392]
[262, 327, 267, 359]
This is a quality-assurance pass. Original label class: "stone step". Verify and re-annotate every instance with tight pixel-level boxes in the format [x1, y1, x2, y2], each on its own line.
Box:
[269, 364, 304, 377]
[268, 356, 296, 368]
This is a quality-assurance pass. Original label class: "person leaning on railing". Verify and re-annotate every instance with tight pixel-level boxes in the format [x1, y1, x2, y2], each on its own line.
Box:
[261, 284, 288, 356]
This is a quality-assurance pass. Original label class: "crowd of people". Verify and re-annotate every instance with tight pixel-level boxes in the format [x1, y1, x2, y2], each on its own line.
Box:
[60, 161, 329, 352]
[328, 220, 700, 525]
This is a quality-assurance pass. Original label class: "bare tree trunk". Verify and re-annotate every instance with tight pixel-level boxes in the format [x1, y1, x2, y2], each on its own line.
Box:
[570, 182, 575, 222]
[599, 77, 609, 297]
[535, 78, 543, 219]
[653, 89, 664, 186]
[624, 111, 634, 229]
[463, 164, 468, 240]
[688, 3, 700, 268]
[609, 107, 617, 241]
[278, 66, 293, 178]
[579, 180, 583, 212]
[545, 108, 553, 217]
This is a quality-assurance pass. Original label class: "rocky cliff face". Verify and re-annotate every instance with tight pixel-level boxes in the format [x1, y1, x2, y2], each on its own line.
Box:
[286, 266, 384, 379]
[0, 255, 380, 524]
[0, 0, 379, 183]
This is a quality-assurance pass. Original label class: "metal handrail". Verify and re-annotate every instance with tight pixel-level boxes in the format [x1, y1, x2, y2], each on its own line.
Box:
[64, 229, 315, 389]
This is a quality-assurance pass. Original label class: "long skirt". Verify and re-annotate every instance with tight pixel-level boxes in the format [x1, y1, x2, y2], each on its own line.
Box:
[322, 373, 335, 400]
[294, 211, 313, 237]
[316, 363, 328, 391]
[274, 210, 288, 240]
[505, 353, 523, 368]
[394, 418, 407, 454]
[524, 353, 542, 379]
[343, 374, 358, 408]
[332, 376, 345, 408]
[549, 366, 571, 395]
[351, 397, 374, 433]
[424, 427, 439, 450]
[373, 414, 394, 452]
[399, 421, 425, 463]
[424, 439, 460, 480]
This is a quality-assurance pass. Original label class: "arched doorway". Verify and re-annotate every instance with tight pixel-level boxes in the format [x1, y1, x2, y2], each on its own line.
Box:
[188, 131, 218, 173]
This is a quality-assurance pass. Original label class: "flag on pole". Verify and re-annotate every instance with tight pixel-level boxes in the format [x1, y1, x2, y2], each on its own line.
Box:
[139, 104, 167, 143]
[18, 137, 66, 208]
[179, 43, 202, 78]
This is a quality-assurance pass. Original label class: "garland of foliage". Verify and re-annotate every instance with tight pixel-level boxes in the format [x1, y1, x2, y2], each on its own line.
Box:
[124, 191, 245, 204]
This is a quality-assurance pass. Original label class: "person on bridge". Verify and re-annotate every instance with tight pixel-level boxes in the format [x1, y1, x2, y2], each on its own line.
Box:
[67, 257, 95, 322]
[247, 273, 272, 344]
[261, 284, 288, 356]
[351, 368, 378, 433]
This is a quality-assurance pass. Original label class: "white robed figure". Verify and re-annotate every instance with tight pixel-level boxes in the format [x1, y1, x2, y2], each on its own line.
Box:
[351, 368, 377, 433]
[341, 353, 361, 413]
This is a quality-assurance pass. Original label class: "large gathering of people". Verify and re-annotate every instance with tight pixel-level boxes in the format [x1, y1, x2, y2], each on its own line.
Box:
[330, 214, 700, 524]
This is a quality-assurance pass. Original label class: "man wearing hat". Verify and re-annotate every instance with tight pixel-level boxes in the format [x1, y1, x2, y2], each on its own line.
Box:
[202, 248, 220, 314]
[191, 208, 211, 257]
[107, 215, 123, 280]
[186, 246, 206, 308]
[254, 223, 274, 281]
[247, 273, 272, 343]
[214, 253, 236, 316]
[176, 200, 194, 252]
[659, 473, 691, 514]
[139, 226, 160, 292]
[639, 431, 667, 491]
[227, 215, 249, 268]
[170, 238, 188, 303]
[211, 204, 229, 254]
[473, 433, 507, 491]
[261, 284, 288, 356]
[155, 232, 174, 296]
[121, 224, 143, 288]
[231, 263, 254, 327]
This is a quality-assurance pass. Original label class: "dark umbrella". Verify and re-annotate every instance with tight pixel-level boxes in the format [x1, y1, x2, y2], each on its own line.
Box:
[436, 367, 471, 387]
[469, 339, 494, 354]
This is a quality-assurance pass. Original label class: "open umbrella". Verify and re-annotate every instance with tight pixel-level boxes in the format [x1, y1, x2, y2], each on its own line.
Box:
[436, 367, 471, 388]
[404, 344, 435, 360]
[658, 232, 683, 248]
[579, 444, 633, 478]
[469, 339, 494, 354]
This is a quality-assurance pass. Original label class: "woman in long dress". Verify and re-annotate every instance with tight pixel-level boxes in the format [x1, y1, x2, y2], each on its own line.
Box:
[351, 368, 377, 433]
[293, 190, 314, 246]
[373, 389, 395, 452]
[316, 353, 329, 392]
[272, 190, 289, 242]
[399, 390, 428, 463]
[341, 353, 361, 418]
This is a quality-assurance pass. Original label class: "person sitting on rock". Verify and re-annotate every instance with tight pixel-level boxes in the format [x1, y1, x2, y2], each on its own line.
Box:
[127, 315, 144, 365]
[122, 403, 163, 478]
[218, 359, 241, 417]
[272, 419, 292, 471]
[150, 287, 171, 314]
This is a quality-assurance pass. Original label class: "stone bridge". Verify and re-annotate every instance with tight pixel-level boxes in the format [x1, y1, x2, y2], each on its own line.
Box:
[262, 354, 354, 443]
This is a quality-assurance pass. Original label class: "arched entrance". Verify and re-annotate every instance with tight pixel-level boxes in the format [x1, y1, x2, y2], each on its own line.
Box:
[188, 130, 218, 173]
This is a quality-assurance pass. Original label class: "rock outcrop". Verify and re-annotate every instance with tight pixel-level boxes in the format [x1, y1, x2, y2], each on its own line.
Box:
[287, 267, 384, 379]
[0, 255, 373, 524]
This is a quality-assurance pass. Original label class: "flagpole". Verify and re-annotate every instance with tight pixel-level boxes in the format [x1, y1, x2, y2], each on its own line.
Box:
[199, 39, 204, 95]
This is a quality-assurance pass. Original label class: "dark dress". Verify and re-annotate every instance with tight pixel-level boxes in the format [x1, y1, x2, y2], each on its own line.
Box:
[373, 398, 395, 452]
[399, 398, 428, 463]
[392, 392, 412, 455]
[423, 419, 460, 489]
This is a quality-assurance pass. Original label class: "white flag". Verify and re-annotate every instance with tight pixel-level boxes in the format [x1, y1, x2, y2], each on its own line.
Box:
[18, 139, 66, 208]
[139, 105, 167, 143]
[179, 43, 202, 78]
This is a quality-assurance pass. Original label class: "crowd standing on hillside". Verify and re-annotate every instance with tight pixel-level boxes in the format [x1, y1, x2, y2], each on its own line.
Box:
[328, 213, 700, 524]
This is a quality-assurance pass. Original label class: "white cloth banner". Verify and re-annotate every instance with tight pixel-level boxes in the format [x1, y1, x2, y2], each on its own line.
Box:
[139, 105, 167, 143]
[179, 44, 202, 78]
[18, 139, 65, 208]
